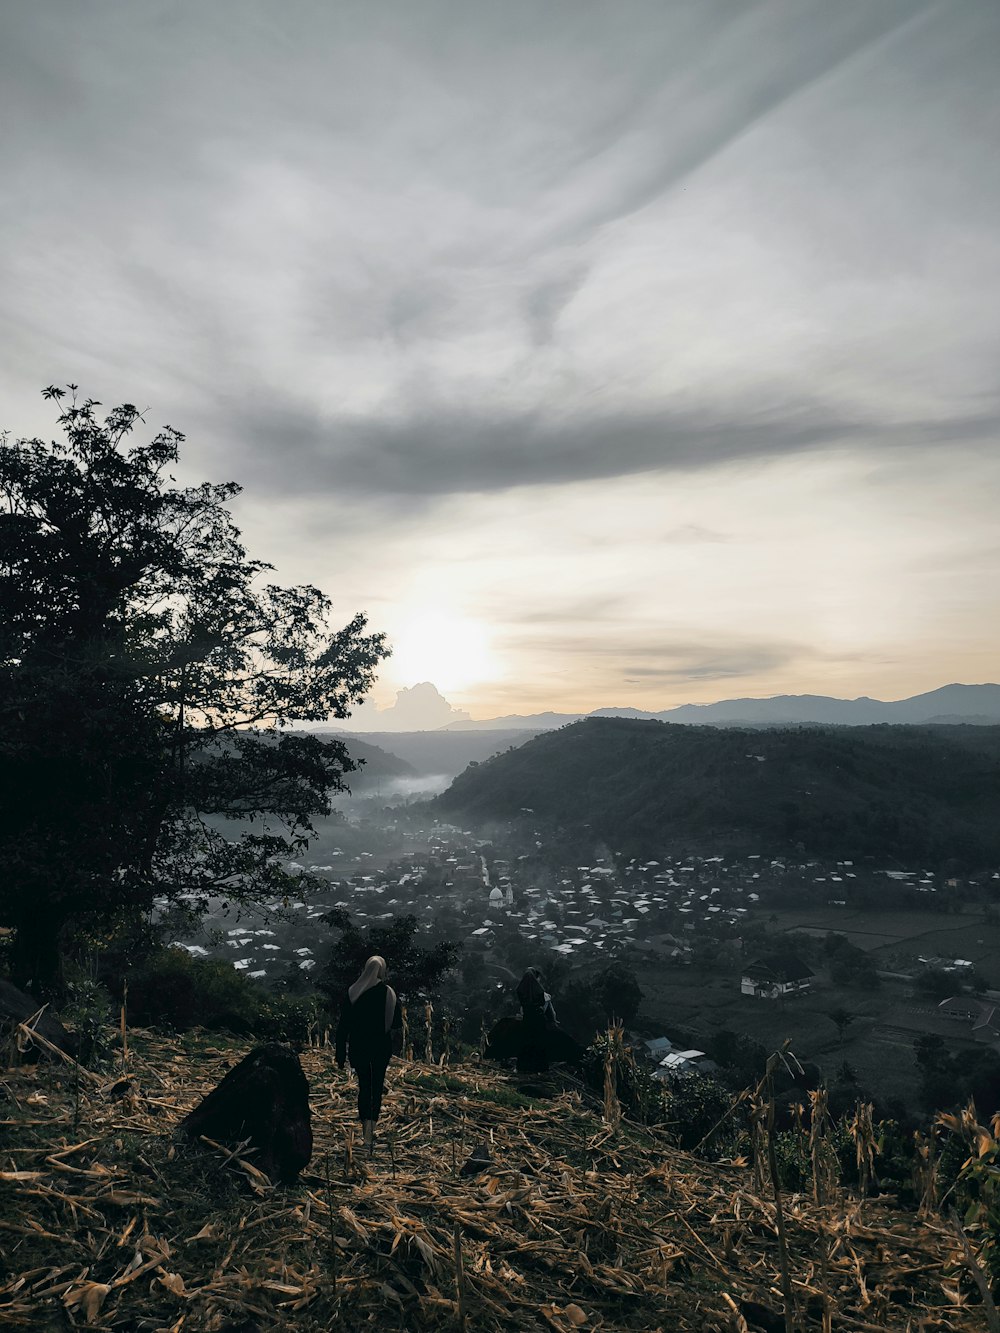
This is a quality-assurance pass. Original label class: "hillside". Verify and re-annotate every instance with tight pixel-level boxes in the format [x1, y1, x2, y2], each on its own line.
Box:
[0, 1034, 989, 1331]
[435, 718, 1000, 864]
[338, 737, 417, 788]
[329, 729, 535, 780]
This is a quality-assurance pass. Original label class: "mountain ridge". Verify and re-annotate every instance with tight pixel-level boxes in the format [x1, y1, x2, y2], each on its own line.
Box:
[435, 716, 1000, 865]
[440, 682, 1000, 731]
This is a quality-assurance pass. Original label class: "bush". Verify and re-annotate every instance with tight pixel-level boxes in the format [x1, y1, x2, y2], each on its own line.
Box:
[61, 978, 115, 1066]
[126, 947, 323, 1042]
[916, 968, 958, 1001]
[660, 1072, 735, 1152]
[580, 1035, 666, 1125]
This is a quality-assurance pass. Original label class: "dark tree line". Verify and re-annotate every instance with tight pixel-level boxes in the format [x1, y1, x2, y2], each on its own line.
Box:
[0, 387, 388, 995]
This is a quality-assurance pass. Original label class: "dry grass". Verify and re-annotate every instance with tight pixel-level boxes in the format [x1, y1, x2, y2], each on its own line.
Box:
[0, 1031, 991, 1331]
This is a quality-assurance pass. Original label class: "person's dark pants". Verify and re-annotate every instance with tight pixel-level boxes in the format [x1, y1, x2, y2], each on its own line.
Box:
[353, 1054, 390, 1122]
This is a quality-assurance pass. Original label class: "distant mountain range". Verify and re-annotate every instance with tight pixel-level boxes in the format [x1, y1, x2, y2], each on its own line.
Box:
[442, 683, 1000, 731]
[435, 716, 1000, 866]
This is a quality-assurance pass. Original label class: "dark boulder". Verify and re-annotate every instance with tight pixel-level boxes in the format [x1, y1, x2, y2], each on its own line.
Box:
[0, 979, 78, 1058]
[484, 1015, 584, 1072]
[179, 1043, 312, 1185]
[459, 1143, 492, 1177]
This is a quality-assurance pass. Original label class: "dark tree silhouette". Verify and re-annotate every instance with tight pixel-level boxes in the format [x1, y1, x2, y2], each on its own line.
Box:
[594, 961, 643, 1025]
[319, 910, 460, 1005]
[0, 387, 387, 994]
[828, 1007, 855, 1046]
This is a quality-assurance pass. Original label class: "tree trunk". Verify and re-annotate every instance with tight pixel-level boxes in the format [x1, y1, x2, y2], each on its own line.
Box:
[10, 914, 67, 1001]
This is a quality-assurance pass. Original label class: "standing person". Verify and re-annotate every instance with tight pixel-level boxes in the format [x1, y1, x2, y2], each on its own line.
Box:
[515, 966, 555, 1074]
[335, 955, 396, 1152]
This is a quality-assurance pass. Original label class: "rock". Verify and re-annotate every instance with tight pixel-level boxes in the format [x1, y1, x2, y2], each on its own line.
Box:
[484, 1014, 583, 1072]
[739, 1299, 786, 1333]
[459, 1143, 492, 1177]
[179, 1043, 312, 1185]
[0, 978, 78, 1058]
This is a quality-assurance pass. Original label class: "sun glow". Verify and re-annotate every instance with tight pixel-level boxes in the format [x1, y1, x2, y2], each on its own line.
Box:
[387, 610, 499, 695]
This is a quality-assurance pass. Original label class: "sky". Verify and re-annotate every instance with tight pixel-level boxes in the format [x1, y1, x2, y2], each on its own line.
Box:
[2, 1, 999, 725]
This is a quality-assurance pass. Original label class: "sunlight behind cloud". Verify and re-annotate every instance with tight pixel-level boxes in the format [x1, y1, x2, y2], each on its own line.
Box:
[387, 609, 499, 696]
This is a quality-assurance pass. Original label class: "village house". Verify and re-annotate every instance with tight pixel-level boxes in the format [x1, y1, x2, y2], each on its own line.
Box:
[938, 996, 1000, 1044]
[653, 1049, 718, 1079]
[741, 952, 814, 999]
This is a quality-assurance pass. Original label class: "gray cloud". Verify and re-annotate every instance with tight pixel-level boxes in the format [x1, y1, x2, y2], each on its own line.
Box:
[3, 0, 1000, 714]
[509, 1, 934, 254]
[222, 393, 999, 500]
[622, 655, 792, 682]
[502, 630, 804, 675]
[3, 0, 998, 506]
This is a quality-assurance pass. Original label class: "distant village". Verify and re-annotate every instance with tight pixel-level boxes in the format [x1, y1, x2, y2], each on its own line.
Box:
[168, 816, 1000, 1080]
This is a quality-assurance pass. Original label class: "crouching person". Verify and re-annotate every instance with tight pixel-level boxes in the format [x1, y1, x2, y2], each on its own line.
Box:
[335, 955, 397, 1152]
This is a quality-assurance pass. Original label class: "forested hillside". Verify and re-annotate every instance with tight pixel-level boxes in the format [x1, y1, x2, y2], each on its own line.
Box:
[436, 718, 1000, 865]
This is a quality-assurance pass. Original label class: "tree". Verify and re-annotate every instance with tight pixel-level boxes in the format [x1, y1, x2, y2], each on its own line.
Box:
[825, 933, 880, 990]
[319, 910, 460, 1005]
[914, 1034, 955, 1111]
[828, 1007, 855, 1046]
[593, 962, 643, 1025]
[0, 387, 387, 994]
[559, 975, 606, 1042]
[915, 968, 956, 1002]
[704, 1028, 767, 1084]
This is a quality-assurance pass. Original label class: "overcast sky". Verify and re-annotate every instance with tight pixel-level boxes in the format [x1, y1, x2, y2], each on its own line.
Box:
[3, 1, 998, 721]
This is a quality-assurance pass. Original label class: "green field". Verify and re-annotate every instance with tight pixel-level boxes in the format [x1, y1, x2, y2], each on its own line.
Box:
[630, 958, 924, 1104]
[765, 907, 1000, 971]
[627, 906, 1000, 1108]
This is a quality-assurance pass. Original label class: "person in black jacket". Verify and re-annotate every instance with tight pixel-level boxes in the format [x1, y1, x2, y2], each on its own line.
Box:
[335, 955, 397, 1151]
[515, 966, 556, 1074]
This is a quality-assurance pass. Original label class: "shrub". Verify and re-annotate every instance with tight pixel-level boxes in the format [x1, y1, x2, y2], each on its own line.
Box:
[660, 1072, 735, 1152]
[61, 978, 115, 1066]
[125, 947, 323, 1042]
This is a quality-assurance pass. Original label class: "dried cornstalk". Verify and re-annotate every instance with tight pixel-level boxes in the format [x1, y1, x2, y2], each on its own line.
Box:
[400, 1005, 410, 1060]
[120, 980, 129, 1074]
[808, 1088, 837, 1206]
[764, 1053, 796, 1333]
[913, 1129, 937, 1218]
[424, 1001, 434, 1064]
[324, 1153, 339, 1296]
[951, 1210, 1000, 1333]
[15, 1022, 101, 1084]
[749, 1091, 768, 1195]
[0, 1031, 989, 1333]
[441, 1015, 451, 1067]
[603, 1023, 622, 1130]
[453, 1222, 468, 1331]
[344, 1124, 355, 1180]
[849, 1102, 878, 1199]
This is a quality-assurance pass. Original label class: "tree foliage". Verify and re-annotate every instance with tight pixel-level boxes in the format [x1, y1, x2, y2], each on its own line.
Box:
[593, 962, 643, 1025]
[319, 909, 461, 1005]
[914, 1034, 1000, 1116]
[823, 933, 881, 990]
[0, 388, 387, 992]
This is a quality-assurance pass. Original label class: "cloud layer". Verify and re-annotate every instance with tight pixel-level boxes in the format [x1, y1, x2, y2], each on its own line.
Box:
[2, 1, 999, 711]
